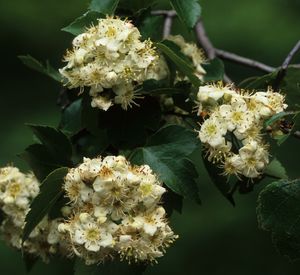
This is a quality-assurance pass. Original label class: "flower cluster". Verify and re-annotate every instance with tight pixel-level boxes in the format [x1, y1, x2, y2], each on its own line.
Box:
[197, 83, 288, 178]
[0, 166, 65, 262]
[58, 156, 178, 265]
[167, 35, 206, 81]
[60, 18, 168, 111]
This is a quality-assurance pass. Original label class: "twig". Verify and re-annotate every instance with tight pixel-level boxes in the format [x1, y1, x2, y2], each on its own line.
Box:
[215, 49, 276, 73]
[194, 20, 233, 83]
[151, 10, 176, 39]
[194, 20, 216, 59]
[273, 40, 300, 91]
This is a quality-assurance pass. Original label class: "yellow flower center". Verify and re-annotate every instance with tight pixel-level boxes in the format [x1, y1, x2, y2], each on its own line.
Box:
[86, 228, 100, 241]
[232, 111, 243, 122]
[8, 182, 21, 197]
[140, 183, 153, 196]
[106, 26, 116, 37]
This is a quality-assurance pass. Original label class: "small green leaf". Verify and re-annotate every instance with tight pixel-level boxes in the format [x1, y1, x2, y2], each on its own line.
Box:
[118, 0, 156, 14]
[141, 79, 188, 95]
[130, 125, 201, 202]
[156, 40, 201, 87]
[202, 58, 225, 82]
[27, 124, 73, 166]
[60, 99, 83, 136]
[242, 71, 277, 90]
[22, 167, 68, 243]
[89, 0, 119, 15]
[264, 111, 299, 128]
[170, 0, 201, 29]
[19, 55, 61, 82]
[257, 179, 300, 260]
[264, 158, 288, 179]
[62, 11, 103, 36]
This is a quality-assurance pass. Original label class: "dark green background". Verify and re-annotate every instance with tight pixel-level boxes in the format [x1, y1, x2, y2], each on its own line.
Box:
[1, 0, 300, 274]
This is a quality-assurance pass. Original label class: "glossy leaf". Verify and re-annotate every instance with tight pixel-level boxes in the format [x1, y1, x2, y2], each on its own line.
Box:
[170, 0, 201, 29]
[157, 40, 201, 87]
[89, 0, 119, 15]
[130, 125, 201, 202]
[62, 11, 103, 35]
[22, 167, 68, 242]
[19, 55, 61, 82]
[27, 124, 73, 165]
[257, 179, 300, 260]
[202, 58, 225, 82]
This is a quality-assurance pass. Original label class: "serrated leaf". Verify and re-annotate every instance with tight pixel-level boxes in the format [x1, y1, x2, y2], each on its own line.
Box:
[156, 40, 201, 87]
[89, 0, 119, 15]
[264, 158, 288, 179]
[202, 58, 225, 82]
[62, 11, 103, 36]
[27, 124, 73, 166]
[60, 99, 83, 136]
[257, 179, 300, 260]
[22, 167, 68, 242]
[170, 0, 201, 29]
[19, 55, 61, 82]
[130, 125, 201, 202]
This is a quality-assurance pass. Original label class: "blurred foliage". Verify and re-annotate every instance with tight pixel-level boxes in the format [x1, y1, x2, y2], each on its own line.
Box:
[0, 0, 300, 274]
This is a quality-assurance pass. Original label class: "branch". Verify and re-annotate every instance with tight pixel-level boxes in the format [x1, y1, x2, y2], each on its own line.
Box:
[194, 20, 216, 59]
[273, 40, 300, 91]
[194, 20, 233, 83]
[151, 10, 176, 39]
[215, 49, 276, 73]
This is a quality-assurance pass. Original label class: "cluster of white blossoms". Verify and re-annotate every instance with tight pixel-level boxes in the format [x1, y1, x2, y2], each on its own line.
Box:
[60, 18, 168, 111]
[167, 35, 206, 81]
[58, 156, 178, 265]
[197, 83, 288, 178]
[0, 166, 66, 262]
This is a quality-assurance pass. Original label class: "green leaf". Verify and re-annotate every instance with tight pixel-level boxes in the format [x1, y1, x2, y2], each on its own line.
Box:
[264, 111, 299, 128]
[89, 0, 119, 15]
[141, 79, 188, 95]
[242, 71, 277, 90]
[27, 124, 73, 165]
[60, 99, 83, 136]
[170, 0, 201, 29]
[264, 158, 288, 179]
[140, 15, 164, 41]
[202, 154, 235, 206]
[257, 179, 300, 260]
[62, 11, 103, 36]
[18, 55, 61, 82]
[19, 144, 62, 182]
[130, 125, 201, 202]
[202, 58, 225, 82]
[280, 68, 300, 108]
[156, 40, 201, 87]
[22, 167, 68, 243]
[118, 0, 156, 14]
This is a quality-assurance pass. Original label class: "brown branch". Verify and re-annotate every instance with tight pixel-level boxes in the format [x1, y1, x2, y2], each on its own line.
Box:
[194, 20, 233, 83]
[151, 10, 176, 39]
[194, 20, 216, 59]
[273, 40, 300, 91]
[215, 49, 276, 73]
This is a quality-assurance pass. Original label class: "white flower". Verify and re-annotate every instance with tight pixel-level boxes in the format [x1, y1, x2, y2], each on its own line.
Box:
[199, 114, 227, 147]
[60, 18, 167, 111]
[219, 97, 253, 133]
